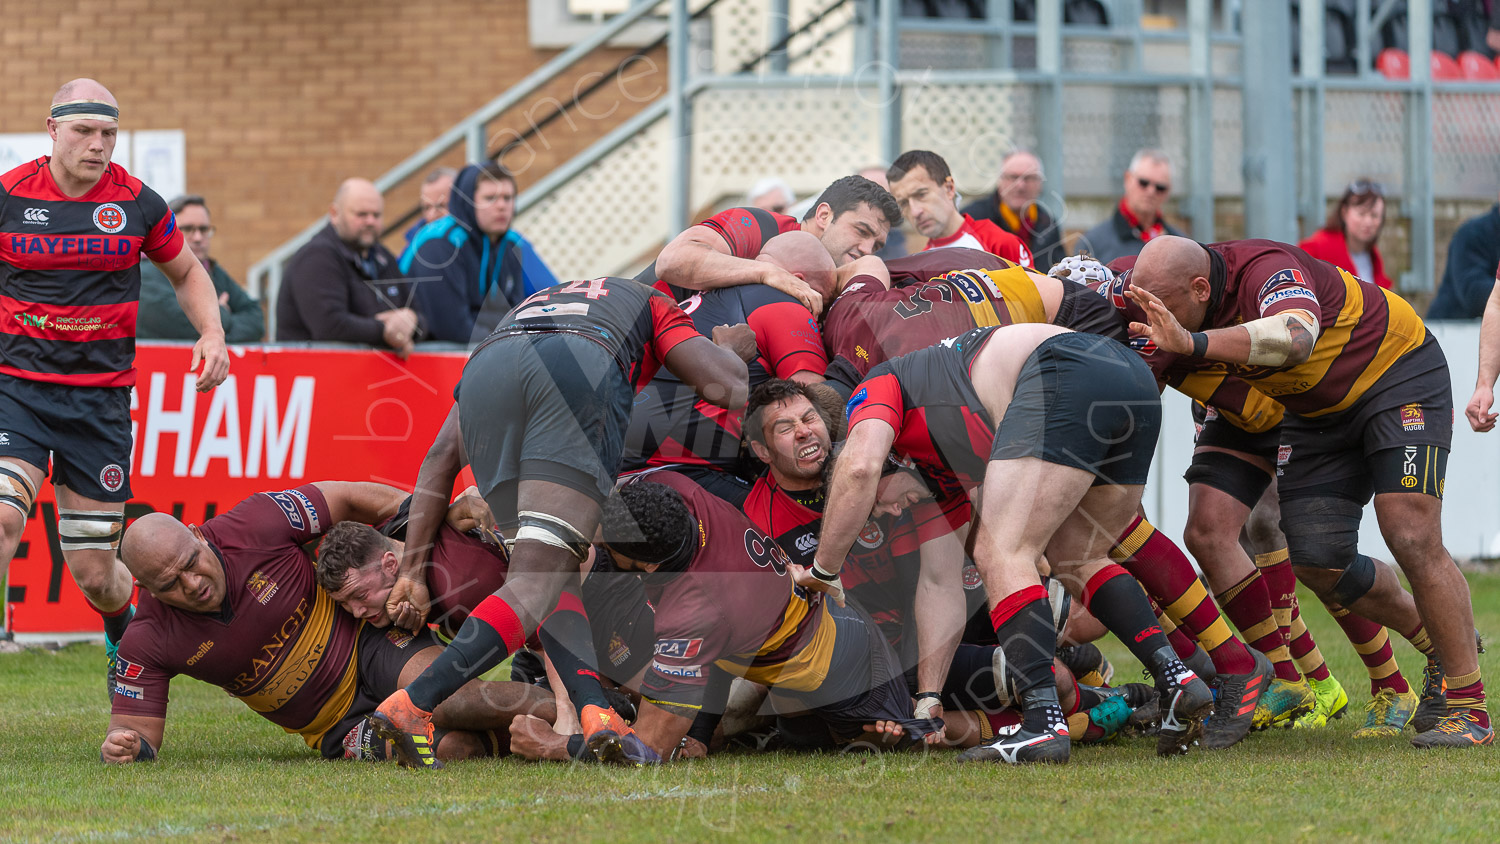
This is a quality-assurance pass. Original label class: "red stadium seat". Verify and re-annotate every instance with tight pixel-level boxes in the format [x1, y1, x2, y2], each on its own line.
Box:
[1431, 52, 1464, 80]
[1377, 48, 1409, 79]
[1460, 51, 1500, 80]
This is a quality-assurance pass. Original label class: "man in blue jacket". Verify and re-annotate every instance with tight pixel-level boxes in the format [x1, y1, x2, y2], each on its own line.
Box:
[1428, 197, 1500, 320]
[401, 162, 557, 344]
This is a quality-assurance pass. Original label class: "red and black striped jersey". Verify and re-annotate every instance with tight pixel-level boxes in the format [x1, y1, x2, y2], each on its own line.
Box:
[0, 158, 183, 387]
[823, 265, 1050, 388]
[623, 284, 825, 472]
[638, 206, 801, 300]
[485, 277, 700, 393]
[635, 471, 835, 712]
[845, 331, 1002, 533]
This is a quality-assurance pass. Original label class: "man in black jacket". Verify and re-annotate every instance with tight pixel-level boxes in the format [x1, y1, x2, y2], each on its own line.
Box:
[962, 150, 1065, 271]
[275, 178, 424, 355]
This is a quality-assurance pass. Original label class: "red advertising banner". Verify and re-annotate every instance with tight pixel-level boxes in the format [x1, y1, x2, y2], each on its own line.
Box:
[2, 342, 469, 636]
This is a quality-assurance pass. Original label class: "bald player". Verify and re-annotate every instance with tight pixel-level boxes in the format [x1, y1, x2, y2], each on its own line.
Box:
[1126, 235, 1489, 748]
[0, 79, 228, 694]
[102, 484, 550, 765]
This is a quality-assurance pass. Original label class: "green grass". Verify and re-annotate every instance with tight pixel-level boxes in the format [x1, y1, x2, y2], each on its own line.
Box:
[6, 580, 1500, 843]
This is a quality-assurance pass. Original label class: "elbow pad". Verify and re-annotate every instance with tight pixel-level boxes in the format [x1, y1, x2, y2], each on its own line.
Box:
[1244, 310, 1319, 366]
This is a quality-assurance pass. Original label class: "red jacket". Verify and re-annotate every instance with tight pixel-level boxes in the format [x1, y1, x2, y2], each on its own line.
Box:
[1298, 227, 1392, 290]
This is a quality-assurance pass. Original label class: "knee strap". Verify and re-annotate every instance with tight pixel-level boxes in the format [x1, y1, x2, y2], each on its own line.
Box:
[1329, 554, 1378, 606]
[1278, 496, 1361, 572]
[0, 460, 37, 517]
[58, 508, 124, 553]
[515, 510, 590, 561]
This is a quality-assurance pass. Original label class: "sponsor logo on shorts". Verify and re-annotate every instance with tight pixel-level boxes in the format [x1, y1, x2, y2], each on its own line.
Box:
[608, 633, 631, 667]
[0, 433, 9, 445]
[99, 464, 124, 493]
[962, 565, 982, 591]
[1258, 286, 1316, 311]
[93, 203, 126, 234]
[1400, 403, 1425, 432]
[22, 207, 48, 225]
[386, 628, 414, 648]
[794, 532, 818, 553]
[655, 638, 703, 659]
[856, 520, 885, 549]
[1276, 444, 1291, 477]
[113, 682, 144, 700]
[1203, 406, 1219, 422]
[116, 657, 145, 680]
[246, 570, 279, 605]
[1401, 446, 1419, 488]
[652, 661, 703, 679]
[185, 641, 214, 666]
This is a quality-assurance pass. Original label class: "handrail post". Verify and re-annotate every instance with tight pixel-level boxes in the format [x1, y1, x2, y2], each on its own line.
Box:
[669, 0, 691, 234]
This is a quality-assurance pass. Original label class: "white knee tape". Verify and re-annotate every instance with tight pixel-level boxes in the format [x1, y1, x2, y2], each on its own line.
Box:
[58, 508, 124, 552]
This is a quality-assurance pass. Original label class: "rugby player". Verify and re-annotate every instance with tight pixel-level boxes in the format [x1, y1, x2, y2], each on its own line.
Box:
[622, 232, 835, 506]
[101, 484, 550, 764]
[886, 150, 1033, 268]
[372, 276, 749, 769]
[0, 79, 229, 693]
[1125, 235, 1490, 747]
[647, 175, 902, 312]
[510, 471, 941, 763]
[809, 323, 1214, 763]
[742, 379, 1143, 747]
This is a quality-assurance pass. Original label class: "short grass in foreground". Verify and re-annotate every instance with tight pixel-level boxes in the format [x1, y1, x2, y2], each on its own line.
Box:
[5, 580, 1500, 843]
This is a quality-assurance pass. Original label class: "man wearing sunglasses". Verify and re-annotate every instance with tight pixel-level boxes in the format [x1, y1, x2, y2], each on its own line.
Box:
[1080, 148, 1184, 265]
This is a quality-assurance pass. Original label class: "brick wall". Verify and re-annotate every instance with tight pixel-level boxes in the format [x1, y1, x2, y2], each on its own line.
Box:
[0, 0, 665, 286]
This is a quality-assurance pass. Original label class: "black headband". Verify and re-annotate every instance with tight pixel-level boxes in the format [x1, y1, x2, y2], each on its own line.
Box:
[50, 100, 119, 122]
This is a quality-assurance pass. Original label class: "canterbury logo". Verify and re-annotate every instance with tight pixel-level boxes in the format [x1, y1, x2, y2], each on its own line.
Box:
[22, 208, 48, 223]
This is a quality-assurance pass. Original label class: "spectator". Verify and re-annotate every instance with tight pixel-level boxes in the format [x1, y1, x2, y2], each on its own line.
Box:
[1489, 0, 1500, 53]
[886, 149, 1033, 267]
[1079, 148, 1184, 264]
[138, 195, 264, 342]
[961, 150, 1064, 271]
[404, 166, 457, 243]
[747, 177, 795, 214]
[1298, 179, 1393, 289]
[857, 165, 908, 259]
[402, 161, 557, 344]
[1427, 191, 1500, 319]
[275, 178, 423, 356]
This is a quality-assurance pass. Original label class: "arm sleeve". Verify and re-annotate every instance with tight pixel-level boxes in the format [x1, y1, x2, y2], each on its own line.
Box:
[638, 613, 730, 713]
[138, 187, 185, 264]
[745, 298, 827, 378]
[648, 293, 705, 359]
[215, 266, 265, 343]
[214, 484, 334, 551]
[1246, 263, 1322, 320]
[281, 248, 387, 345]
[697, 207, 788, 259]
[109, 632, 172, 720]
[845, 372, 905, 432]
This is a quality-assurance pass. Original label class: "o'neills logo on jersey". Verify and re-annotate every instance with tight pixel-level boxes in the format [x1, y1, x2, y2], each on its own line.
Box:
[247, 570, 280, 605]
[93, 203, 126, 233]
[185, 640, 215, 666]
[856, 520, 884, 549]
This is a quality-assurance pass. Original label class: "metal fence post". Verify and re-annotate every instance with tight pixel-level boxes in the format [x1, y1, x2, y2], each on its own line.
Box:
[669, 0, 691, 234]
[1187, 0, 1214, 243]
[1405, 0, 1435, 291]
[879, 0, 900, 164]
[1241, 0, 1297, 242]
[1297, 0, 1326, 238]
[768, 0, 790, 74]
[1036, 0, 1063, 197]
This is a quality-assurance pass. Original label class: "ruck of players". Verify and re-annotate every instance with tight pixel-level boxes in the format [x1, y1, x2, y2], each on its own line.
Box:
[74, 114, 1491, 768]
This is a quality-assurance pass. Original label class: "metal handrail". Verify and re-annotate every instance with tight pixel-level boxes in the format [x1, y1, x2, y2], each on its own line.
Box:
[245, 0, 671, 334]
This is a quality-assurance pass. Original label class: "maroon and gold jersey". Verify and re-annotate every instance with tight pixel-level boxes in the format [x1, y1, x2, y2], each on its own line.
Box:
[744, 475, 947, 647]
[824, 265, 1050, 385]
[0, 158, 183, 387]
[634, 471, 836, 712]
[421, 525, 509, 640]
[486, 277, 701, 394]
[111, 486, 361, 749]
[1103, 240, 1428, 427]
[845, 333, 1002, 532]
[884, 247, 1014, 288]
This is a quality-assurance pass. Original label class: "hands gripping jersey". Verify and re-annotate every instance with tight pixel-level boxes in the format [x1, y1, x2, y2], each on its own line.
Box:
[481, 277, 701, 394]
[0, 158, 183, 387]
[623, 284, 825, 473]
[377, 497, 510, 639]
[111, 487, 361, 748]
[633, 471, 836, 712]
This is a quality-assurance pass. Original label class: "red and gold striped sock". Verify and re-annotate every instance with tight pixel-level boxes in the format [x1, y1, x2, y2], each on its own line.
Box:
[1112, 516, 1255, 674]
[1286, 609, 1332, 682]
[1216, 571, 1299, 682]
[1325, 602, 1408, 695]
[1446, 670, 1489, 728]
[1402, 621, 1437, 658]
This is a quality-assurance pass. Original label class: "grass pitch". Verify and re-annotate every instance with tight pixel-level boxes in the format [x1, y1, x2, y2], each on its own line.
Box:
[5, 579, 1500, 843]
